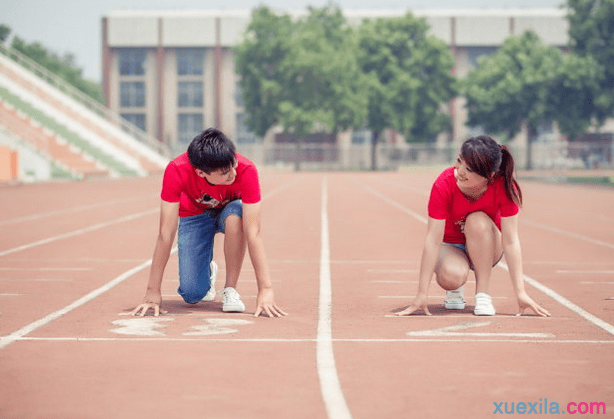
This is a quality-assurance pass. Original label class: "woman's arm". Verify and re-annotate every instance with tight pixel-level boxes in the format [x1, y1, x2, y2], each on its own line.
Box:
[395, 217, 446, 316]
[501, 215, 550, 317]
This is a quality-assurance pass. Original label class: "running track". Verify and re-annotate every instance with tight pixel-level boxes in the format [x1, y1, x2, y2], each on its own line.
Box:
[0, 170, 613, 418]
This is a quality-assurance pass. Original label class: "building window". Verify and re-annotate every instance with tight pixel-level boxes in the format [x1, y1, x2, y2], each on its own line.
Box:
[178, 82, 204, 108]
[178, 113, 203, 145]
[118, 49, 147, 75]
[121, 113, 146, 131]
[120, 82, 145, 107]
[236, 113, 260, 144]
[177, 48, 204, 76]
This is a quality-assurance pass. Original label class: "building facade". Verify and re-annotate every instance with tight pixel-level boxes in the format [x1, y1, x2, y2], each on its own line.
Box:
[102, 8, 569, 159]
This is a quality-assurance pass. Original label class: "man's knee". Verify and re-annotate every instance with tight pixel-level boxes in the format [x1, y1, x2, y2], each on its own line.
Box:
[180, 287, 207, 304]
[224, 214, 243, 234]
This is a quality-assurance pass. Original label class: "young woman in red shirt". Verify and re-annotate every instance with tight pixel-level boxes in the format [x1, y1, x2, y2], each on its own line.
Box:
[396, 135, 550, 317]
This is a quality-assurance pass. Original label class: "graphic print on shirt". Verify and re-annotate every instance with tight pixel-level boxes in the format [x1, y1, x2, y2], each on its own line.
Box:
[194, 191, 237, 209]
[195, 193, 222, 208]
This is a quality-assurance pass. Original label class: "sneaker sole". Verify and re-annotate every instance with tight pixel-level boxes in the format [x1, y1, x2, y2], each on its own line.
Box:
[222, 304, 245, 313]
[444, 301, 466, 310]
[474, 308, 496, 316]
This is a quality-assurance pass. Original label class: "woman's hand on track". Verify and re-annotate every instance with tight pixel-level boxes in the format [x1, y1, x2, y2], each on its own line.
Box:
[254, 288, 288, 318]
[394, 295, 431, 316]
[516, 292, 551, 317]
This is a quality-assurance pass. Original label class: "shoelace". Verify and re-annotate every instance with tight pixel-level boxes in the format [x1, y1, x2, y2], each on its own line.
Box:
[222, 289, 241, 303]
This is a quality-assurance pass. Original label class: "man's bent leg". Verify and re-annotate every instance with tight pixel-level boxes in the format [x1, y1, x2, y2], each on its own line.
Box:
[217, 200, 245, 289]
[177, 212, 217, 304]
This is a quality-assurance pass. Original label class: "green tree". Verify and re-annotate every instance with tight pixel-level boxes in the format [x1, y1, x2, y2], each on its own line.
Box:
[356, 12, 457, 169]
[10, 36, 103, 103]
[0, 24, 10, 43]
[235, 4, 368, 170]
[234, 7, 293, 138]
[464, 31, 599, 169]
[566, 0, 614, 124]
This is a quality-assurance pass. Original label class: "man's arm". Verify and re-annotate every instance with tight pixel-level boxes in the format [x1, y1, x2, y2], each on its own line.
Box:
[131, 200, 179, 316]
[242, 201, 287, 317]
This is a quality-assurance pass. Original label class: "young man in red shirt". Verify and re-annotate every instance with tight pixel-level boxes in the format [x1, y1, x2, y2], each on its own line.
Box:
[131, 128, 287, 318]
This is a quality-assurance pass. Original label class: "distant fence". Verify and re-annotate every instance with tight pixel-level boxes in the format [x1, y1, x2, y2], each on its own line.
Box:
[237, 141, 614, 171]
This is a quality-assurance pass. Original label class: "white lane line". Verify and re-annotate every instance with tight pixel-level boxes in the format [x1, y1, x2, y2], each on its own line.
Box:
[0, 267, 93, 271]
[558, 270, 614, 274]
[317, 177, 353, 419]
[0, 208, 158, 258]
[521, 219, 614, 250]
[0, 196, 151, 226]
[367, 269, 417, 273]
[362, 184, 614, 337]
[0, 254, 169, 350]
[499, 262, 614, 337]
[581, 281, 614, 285]
[15, 337, 614, 344]
[360, 183, 427, 224]
[0, 279, 73, 282]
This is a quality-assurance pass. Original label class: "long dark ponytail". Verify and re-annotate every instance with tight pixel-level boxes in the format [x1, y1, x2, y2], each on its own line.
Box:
[460, 135, 523, 207]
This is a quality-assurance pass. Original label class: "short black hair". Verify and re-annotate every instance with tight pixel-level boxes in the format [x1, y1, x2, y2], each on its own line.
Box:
[187, 128, 236, 173]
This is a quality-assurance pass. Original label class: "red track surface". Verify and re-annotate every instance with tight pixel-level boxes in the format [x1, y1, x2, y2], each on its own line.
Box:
[1, 170, 613, 418]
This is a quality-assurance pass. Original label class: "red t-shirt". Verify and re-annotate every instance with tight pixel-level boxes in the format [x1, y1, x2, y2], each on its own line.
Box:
[427, 167, 519, 244]
[161, 152, 261, 217]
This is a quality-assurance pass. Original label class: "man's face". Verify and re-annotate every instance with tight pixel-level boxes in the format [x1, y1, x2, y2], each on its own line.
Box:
[196, 160, 238, 185]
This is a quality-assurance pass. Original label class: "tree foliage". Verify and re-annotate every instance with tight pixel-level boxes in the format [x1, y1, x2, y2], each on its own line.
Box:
[0, 25, 103, 104]
[235, 4, 367, 141]
[356, 13, 457, 144]
[566, 0, 614, 123]
[11, 37, 103, 104]
[464, 31, 599, 142]
[0, 24, 10, 43]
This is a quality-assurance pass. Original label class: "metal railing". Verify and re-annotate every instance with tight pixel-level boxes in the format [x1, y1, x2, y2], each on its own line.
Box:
[0, 42, 169, 157]
[236, 141, 614, 171]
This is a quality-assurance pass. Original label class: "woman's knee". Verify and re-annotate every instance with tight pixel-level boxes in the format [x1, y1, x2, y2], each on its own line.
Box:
[464, 211, 493, 237]
[436, 263, 469, 290]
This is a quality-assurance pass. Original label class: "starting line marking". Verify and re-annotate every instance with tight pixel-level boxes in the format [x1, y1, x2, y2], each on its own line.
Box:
[109, 317, 254, 336]
[406, 320, 555, 338]
[12, 337, 614, 344]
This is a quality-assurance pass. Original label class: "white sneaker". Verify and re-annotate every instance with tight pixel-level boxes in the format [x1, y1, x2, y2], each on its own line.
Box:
[221, 287, 245, 312]
[202, 261, 217, 302]
[474, 292, 496, 316]
[444, 287, 466, 310]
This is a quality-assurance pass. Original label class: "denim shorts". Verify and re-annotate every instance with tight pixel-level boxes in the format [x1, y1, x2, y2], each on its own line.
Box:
[442, 242, 503, 269]
[177, 200, 242, 304]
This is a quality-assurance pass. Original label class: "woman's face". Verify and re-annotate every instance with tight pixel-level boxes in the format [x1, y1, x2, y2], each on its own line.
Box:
[454, 156, 488, 190]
